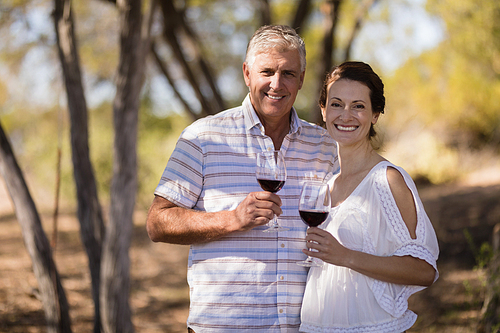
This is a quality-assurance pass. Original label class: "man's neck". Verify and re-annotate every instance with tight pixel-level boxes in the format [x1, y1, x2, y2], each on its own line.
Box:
[261, 113, 291, 150]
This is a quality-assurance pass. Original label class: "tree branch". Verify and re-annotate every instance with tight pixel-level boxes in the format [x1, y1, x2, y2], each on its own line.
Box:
[343, 0, 379, 61]
[150, 40, 198, 120]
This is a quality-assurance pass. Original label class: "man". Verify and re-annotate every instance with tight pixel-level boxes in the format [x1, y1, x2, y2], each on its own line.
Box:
[147, 25, 338, 332]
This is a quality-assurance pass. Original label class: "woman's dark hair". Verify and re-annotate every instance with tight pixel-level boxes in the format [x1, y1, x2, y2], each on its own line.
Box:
[319, 61, 385, 139]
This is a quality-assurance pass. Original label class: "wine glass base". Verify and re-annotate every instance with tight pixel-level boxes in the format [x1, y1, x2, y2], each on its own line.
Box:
[263, 225, 289, 232]
[296, 259, 322, 267]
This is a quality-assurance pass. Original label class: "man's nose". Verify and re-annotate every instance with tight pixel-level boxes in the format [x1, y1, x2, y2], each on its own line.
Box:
[269, 73, 283, 90]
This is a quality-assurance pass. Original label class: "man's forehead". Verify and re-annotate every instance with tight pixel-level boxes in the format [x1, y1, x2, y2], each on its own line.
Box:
[253, 50, 302, 69]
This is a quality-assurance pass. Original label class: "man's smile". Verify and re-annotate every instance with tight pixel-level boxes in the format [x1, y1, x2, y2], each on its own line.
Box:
[265, 92, 285, 100]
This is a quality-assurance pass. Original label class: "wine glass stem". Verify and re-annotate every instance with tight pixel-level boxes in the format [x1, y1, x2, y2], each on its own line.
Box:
[269, 215, 277, 227]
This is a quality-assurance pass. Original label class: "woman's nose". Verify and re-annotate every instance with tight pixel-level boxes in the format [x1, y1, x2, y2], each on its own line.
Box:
[339, 107, 352, 121]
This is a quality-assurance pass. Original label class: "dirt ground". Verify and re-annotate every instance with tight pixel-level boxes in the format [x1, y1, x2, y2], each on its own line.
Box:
[1, 175, 500, 332]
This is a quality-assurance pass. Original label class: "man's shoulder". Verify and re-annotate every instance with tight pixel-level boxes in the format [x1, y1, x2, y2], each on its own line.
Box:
[188, 105, 245, 128]
[297, 118, 325, 131]
[297, 118, 335, 143]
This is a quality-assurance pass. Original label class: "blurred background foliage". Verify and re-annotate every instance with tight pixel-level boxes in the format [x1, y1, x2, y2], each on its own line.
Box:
[0, 0, 499, 211]
[383, 0, 500, 184]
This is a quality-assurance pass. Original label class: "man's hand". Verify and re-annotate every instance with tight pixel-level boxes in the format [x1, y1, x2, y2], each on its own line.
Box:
[232, 191, 282, 231]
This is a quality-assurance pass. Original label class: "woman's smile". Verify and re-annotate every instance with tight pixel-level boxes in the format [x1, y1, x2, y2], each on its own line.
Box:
[335, 124, 358, 132]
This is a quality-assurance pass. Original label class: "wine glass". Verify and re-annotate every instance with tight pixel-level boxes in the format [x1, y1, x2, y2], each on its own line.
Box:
[297, 181, 331, 267]
[256, 150, 288, 232]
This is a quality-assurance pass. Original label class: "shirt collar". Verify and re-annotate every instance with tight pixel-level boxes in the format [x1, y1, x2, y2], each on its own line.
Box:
[242, 94, 301, 135]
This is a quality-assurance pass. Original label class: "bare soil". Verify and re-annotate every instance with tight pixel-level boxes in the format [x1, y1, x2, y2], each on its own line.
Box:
[1, 178, 500, 332]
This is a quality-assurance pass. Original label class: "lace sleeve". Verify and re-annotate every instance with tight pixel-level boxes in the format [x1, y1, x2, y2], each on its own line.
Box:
[365, 163, 439, 317]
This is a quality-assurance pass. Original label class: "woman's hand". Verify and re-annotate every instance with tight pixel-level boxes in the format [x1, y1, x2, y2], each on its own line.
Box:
[302, 227, 349, 267]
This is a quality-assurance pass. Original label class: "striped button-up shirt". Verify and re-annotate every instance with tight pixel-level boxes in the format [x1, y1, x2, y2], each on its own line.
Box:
[155, 95, 338, 332]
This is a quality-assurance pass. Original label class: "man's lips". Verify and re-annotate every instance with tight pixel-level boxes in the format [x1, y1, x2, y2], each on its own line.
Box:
[265, 93, 285, 100]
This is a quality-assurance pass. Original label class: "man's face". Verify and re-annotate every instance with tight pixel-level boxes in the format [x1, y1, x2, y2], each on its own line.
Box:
[243, 49, 305, 124]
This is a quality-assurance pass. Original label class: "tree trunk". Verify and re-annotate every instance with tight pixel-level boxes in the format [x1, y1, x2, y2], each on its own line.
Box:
[53, 1, 105, 332]
[259, 0, 271, 26]
[100, 0, 147, 331]
[311, 0, 343, 125]
[0, 122, 72, 333]
[291, 0, 312, 34]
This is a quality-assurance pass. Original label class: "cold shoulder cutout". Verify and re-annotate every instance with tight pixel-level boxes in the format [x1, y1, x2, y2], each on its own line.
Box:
[386, 166, 418, 239]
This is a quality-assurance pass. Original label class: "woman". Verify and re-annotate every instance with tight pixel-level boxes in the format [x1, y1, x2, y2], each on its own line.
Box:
[299, 61, 439, 332]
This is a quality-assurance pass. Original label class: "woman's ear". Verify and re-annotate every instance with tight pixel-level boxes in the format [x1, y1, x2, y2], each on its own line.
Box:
[372, 112, 380, 125]
[321, 107, 326, 122]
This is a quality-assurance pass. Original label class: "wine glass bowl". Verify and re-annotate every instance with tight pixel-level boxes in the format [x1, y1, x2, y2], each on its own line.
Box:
[297, 181, 331, 267]
[256, 151, 288, 232]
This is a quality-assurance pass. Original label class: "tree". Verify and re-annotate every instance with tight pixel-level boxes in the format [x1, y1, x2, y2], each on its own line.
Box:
[53, 1, 105, 331]
[100, 0, 151, 331]
[54, 0, 151, 331]
[0, 120, 72, 333]
[390, 0, 500, 150]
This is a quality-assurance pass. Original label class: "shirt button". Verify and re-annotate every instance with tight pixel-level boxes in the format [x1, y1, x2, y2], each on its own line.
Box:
[280, 276, 284, 280]
[267, 147, 272, 151]
[280, 243, 285, 248]
[279, 309, 284, 313]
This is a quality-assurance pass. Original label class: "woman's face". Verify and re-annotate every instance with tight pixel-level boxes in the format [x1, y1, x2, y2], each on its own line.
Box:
[321, 79, 379, 147]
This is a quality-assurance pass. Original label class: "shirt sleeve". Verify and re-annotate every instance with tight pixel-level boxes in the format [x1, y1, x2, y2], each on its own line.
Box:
[154, 125, 204, 209]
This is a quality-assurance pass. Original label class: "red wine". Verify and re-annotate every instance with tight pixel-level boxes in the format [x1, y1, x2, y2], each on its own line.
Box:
[257, 179, 285, 193]
[299, 210, 328, 227]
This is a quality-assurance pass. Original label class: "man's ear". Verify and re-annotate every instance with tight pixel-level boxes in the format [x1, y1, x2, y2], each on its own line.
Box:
[242, 62, 251, 87]
[298, 71, 305, 90]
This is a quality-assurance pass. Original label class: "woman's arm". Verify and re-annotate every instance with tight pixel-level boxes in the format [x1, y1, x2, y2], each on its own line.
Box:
[303, 228, 436, 286]
[303, 166, 436, 286]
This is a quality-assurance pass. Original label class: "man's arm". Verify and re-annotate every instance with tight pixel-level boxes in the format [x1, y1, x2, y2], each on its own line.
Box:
[146, 192, 282, 245]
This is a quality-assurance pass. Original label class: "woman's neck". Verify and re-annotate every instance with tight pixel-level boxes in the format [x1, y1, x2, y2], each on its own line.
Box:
[337, 141, 383, 178]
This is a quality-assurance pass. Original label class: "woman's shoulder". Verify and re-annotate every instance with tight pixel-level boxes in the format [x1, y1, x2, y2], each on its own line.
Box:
[385, 165, 409, 191]
[377, 162, 418, 239]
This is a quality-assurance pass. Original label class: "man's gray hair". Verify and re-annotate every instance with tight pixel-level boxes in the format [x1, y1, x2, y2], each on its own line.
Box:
[245, 25, 306, 73]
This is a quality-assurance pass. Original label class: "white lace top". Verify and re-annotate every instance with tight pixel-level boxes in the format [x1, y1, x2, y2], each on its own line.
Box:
[300, 161, 439, 333]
